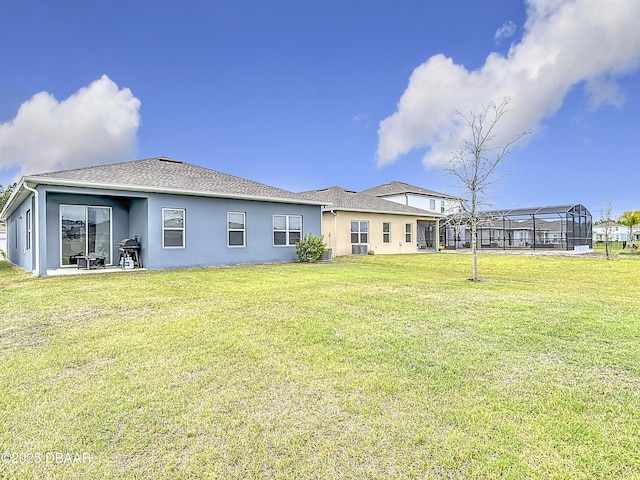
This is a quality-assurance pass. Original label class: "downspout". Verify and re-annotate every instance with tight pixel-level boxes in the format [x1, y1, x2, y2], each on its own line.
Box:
[23, 184, 40, 276]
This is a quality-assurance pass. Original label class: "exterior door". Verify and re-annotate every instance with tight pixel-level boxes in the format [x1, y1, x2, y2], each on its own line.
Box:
[60, 206, 112, 266]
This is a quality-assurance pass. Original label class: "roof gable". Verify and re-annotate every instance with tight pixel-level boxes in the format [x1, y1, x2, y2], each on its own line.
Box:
[300, 186, 438, 216]
[360, 180, 453, 199]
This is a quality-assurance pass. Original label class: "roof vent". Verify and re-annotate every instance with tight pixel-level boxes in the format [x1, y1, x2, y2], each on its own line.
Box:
[157, 156, 183, 164]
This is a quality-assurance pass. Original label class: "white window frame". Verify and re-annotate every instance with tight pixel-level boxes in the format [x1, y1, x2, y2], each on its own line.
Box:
[273, 214, 302, 246]
[351, 220, 369, 245]
[382, 222, 391, 244]
[405, 223, 413, 243]
[162, 208, 186, 249]
[440, 200, 445, 213]
[25, 209, 31, 251]
[430, 199, 436, 210]
[227, 212, 246, 248]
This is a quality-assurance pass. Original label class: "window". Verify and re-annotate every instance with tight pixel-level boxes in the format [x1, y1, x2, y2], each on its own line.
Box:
[382, 222, 391, 243]
[26, 209, 31, 251]
[163, 208, 185, 248]
[273, 214, 302, 246]
[228, 212, 246, 247]
[441, 200, 446, 213]
[351, 221, 368, 244]
[405, 223, 413, 243]
[430, 199, 436, 210]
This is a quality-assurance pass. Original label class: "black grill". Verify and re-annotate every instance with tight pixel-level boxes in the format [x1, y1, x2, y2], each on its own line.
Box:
[117, 237, 141, 268]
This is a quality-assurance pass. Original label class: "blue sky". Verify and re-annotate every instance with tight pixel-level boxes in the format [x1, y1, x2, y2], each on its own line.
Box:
[1, 0, 639, 217]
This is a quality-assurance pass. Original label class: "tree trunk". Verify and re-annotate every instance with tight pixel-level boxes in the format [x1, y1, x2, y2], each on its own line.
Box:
[471, 217, 478, 281]
[470, 191, 478, 281]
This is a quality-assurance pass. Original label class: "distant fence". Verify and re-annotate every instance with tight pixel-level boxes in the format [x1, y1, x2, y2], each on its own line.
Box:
[593, 241, 627, 250]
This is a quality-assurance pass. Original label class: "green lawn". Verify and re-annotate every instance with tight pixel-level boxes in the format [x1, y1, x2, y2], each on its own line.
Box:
[1, 254, 639, 479]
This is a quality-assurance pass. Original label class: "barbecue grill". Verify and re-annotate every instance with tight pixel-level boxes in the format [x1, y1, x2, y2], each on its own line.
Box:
[117, 237, 141, 268]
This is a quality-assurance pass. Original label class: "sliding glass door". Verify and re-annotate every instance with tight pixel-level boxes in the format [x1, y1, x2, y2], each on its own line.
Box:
[61, 206, 112, 266]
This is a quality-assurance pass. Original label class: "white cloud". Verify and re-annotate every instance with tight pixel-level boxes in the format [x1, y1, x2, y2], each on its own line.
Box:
[0, 75, 141, 178]
[495, 20, 517, 42]
[584, 77, 626, 110]
[377, 0, 640, 168]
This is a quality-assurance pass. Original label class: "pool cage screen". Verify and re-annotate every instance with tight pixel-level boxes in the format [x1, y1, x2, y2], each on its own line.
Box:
[442, 204, 592, 250]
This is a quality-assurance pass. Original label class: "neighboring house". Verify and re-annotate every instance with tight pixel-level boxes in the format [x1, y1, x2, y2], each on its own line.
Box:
[0, 223, 6, 256]
[593, 221, 640, 243]
[593, 221, 627, 242]
[0, 157, 325, 276]
[300, 186, 441, 256]
[360, 181, 460, 216]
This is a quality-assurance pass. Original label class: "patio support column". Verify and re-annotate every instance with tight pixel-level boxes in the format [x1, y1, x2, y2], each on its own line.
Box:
[532, 214, 536, 250]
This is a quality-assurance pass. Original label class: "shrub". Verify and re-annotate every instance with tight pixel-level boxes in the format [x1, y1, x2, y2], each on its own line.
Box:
[295, 233, 328, 263]
[367, 249, 375, 255]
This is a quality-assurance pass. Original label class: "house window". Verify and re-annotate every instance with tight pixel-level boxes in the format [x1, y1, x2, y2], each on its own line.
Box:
[228, 212, 246, 247]
[14, 218, 18, 250]
[441, 200, 445, 213]
[163, 208, 185, 248]
[382, 222, 391, 243]
[273, 214, 302, 246]
[351, 221, 368, 244]
[430, 199, 436, 210]
[405, 223, 413, 243]
[26, 209, 31, 251]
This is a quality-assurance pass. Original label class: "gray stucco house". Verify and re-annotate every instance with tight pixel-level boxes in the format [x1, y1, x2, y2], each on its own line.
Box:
[0, 157, 325, 276]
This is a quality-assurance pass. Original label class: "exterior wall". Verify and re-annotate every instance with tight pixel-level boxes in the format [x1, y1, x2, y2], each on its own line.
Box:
[129, 198, 149, 266]
[143, 193, 321, 269]
[0, 226, 6, 256]
[322, 211, 437, 256]
[593, 224, 628, 242]
[5, 184, 321, 275]
[29, 185, 322, 274]
[379, 193, 457, 215]
[5, 195, 35, 272]
[44, 190, 134, 270]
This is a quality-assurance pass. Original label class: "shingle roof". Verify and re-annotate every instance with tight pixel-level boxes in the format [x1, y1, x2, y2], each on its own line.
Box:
[299, 186, 439, 216]
[30, 157, 316, 203]
[360, 180, 453, 199]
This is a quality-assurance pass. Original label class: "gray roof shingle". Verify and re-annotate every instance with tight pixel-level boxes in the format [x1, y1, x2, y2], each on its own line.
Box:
[299, 186, 439, 216]
[31, 157, 315, 203]
[360, 180, 454, 199]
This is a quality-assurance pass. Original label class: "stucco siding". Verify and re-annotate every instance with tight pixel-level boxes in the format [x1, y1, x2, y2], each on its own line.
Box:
[5, 195, 35, 272]
[0, 227, 6, 255]
[145, 194, 321, 269]
[129, 198, 148, 267]
[44, 190, 133, 270]
[378, 192, 459, 215]
[7, 183, 322, 275]
[322, 211, 434, 256]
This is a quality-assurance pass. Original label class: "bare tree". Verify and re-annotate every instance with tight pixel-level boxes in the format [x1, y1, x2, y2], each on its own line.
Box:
[597, 201, 615, 259]
[444, 98, 530, 281]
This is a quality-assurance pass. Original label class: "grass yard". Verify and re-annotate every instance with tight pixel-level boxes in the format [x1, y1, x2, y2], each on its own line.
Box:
[1, 253, 639, 479]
